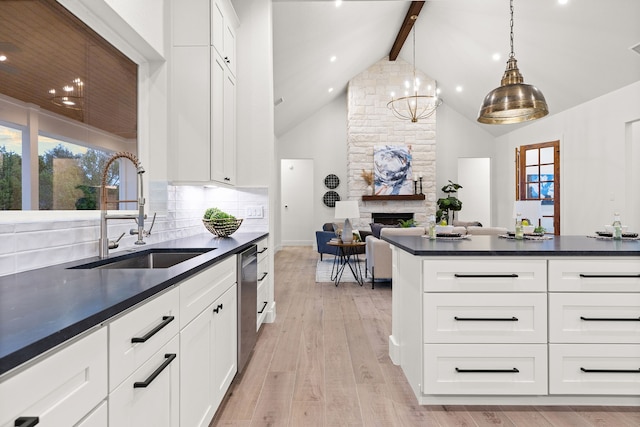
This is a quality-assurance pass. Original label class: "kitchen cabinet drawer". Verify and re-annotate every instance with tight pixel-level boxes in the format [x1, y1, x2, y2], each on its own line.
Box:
[549, 259, 640, 292]
[423, 293, 547, 344]
[180, 256, 236, 328]
[257, 274, 269, 330]
[109, 336, 179, 427]
[549, 293, 640, 343]
[549, 344, 640, 395]
[424, 344, 548, 395]
[423, 259, 547, 292]
[109, 287, 179, 392]
[257, 238, 268, 261]
[0, 328, 107, 427]
[76, 400, 107, 427]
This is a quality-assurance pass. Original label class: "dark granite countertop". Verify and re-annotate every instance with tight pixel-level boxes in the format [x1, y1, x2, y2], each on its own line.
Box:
[0, 232, 267, 376]
[383, 234, 640, 257]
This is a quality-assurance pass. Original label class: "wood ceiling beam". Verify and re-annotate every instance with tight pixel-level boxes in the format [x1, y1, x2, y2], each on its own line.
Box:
[389, 1, 424, 61]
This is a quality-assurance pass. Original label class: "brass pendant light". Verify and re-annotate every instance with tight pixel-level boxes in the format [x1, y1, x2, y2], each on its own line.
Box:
[477, 0, 548, 124]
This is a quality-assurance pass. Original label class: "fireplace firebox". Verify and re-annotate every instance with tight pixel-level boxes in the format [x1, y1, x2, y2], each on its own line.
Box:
[371, 212, 414, 225]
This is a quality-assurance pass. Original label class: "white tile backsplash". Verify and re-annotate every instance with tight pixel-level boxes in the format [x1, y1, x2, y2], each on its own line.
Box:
[0, 185, 269, 276]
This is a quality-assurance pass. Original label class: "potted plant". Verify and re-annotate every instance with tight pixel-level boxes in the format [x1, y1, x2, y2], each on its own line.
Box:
[436, 180, 463, 224]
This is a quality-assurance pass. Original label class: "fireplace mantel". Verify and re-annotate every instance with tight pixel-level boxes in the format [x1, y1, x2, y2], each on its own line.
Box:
[362, 194, 425, 201]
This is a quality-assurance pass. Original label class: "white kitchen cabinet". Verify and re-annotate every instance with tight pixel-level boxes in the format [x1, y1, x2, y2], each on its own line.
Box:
[170, 46, 211, 182]
[0, 328, 107, 427]
[256, 237, 270, 329]
[393, 250, 640, 405]
[548, 259, 640, 396]
[108, 287, 180, 392]
[169, 0, 238, 185]
[210, 50, 236, 185]
[109, 336, 180, 427]
[180, 283, 237, 427]
[211, 0, 238, 77]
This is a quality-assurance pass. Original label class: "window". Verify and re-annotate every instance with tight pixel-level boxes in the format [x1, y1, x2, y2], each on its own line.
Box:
[517, 141, 560, 234]
[0, 124, 23, 210]
[38, 136, 119, 210]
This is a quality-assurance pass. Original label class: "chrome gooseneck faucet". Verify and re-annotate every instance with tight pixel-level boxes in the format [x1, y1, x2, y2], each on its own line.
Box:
[99, 152, 155, 258]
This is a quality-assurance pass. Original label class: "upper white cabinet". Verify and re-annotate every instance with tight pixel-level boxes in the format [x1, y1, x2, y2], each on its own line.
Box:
[169, 0, 238, 185]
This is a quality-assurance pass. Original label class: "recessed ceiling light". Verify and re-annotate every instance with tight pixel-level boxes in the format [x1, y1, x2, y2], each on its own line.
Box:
[328, 88, 334, 93]
[492, 53, 501, 61]
[330, 55, 337, 62]
[558, 0, 569, 5]
[335, 0, 342, 7]
[0, 55, 6, 62]
[455, 86, 463, 93]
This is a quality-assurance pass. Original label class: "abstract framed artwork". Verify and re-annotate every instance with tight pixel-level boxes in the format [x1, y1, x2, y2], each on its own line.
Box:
[373, 145, 413, 195]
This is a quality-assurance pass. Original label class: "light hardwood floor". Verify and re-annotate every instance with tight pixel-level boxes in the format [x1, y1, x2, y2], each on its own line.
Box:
[211, 246, 639, 427]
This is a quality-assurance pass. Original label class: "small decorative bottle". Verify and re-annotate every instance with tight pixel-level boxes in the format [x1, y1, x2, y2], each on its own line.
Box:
[612, 212, 622, 240]
[428, 214, 437, 240]
[515, 212, 524, 240]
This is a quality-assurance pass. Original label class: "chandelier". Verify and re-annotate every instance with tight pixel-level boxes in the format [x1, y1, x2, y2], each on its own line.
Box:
[477, 0, 548, 124]
[387, 19, 442, 123]
[49, 78, 84, 111]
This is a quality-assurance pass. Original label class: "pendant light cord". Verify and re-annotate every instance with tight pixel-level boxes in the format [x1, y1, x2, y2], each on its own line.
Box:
[509, 0, 515, 59]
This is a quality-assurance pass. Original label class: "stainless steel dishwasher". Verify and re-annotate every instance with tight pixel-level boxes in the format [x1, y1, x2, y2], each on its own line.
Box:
[237, 244, 258, 373]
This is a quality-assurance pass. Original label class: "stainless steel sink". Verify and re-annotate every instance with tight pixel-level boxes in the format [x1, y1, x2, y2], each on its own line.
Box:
[71, 248, 214, 270]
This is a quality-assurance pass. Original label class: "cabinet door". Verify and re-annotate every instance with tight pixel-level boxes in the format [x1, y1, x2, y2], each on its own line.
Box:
[170, 46, 210, 182]
[76, 400, 107, 427]
[223, 20, 236, 76]
[222, 71, 236, 184]
[213, 284, 238, 409]
[180, 302, 217, 427]
[0, 328, 107, 427]
[211, 51, 236, 185]
[211, 51, 226, 184]
[211, 0, 224, 55]
[109, 336, 180, 427]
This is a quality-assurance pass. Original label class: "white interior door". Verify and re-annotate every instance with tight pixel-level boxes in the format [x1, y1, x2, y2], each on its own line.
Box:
[280, 159, 314, 246]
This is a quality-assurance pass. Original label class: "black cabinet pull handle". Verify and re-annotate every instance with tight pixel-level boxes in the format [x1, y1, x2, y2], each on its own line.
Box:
[454, 274, 519, 278]
[455, 367, 519, 373]
[258, 247, 268, 254]
[133, 353, 176, 388]
[224, 56, 230, 63]
[224, 177, 231, 181]
[580, 316, 640, 322]
[454, 316, 518, 322]
[259, 272, 268, 282]
[15, 417, 39, 427]
[258, 301, 268, 314]
[131, 316, 174, 343]
[213, 303, 223, 313]
[581, 367, 640, 373]
[579, 274, 640, 278]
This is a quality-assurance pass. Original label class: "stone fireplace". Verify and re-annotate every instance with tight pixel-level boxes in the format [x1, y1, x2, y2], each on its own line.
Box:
[346, 57, 437, 229]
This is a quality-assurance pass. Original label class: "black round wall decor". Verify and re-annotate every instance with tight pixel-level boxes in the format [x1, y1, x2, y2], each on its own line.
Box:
[324, 174, 340, 189]
[322, 191, 340, 207]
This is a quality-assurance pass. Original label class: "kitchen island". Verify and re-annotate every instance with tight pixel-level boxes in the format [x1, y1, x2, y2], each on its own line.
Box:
[382, 234, 640, 405]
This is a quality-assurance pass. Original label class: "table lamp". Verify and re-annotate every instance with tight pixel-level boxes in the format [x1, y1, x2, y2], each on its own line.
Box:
[335, 200, 360, 243]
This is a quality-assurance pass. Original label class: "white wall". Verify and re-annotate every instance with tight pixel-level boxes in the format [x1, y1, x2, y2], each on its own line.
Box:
[493, 81, 640, 234]
[435, 103, 496, 223]
[277, 94, 348, 239]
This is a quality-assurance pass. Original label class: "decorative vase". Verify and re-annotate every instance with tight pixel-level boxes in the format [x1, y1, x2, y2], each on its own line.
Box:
[366, 185, 373, 196]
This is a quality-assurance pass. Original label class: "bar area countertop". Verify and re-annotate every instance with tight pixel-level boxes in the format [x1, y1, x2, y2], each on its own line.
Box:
[382, 234, 640, 256]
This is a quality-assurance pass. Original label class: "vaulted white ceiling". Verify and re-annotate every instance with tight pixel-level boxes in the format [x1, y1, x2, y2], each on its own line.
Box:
[272, 0, 640, 137]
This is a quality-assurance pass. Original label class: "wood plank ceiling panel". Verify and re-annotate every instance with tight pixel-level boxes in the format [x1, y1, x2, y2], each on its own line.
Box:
[0, 0, 137, 139]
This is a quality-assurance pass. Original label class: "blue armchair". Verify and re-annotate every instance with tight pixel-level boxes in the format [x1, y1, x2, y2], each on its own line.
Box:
[316, 223, 338, 261]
